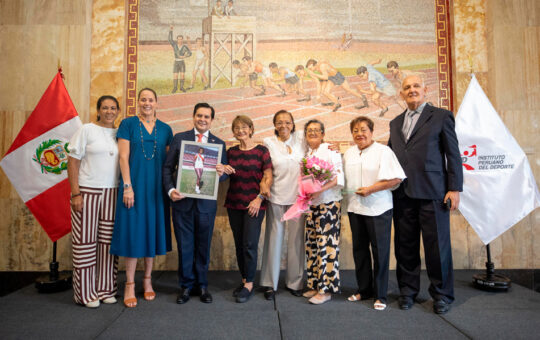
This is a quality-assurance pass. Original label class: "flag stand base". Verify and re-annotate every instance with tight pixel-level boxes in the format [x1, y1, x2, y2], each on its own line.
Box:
[472, 244, 511, 292]
[35, 241, 72, 293]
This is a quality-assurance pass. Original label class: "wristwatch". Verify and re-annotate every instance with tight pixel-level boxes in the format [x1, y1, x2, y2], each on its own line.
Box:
[257, 193, 265, 200]
[123, 183, 132, 189]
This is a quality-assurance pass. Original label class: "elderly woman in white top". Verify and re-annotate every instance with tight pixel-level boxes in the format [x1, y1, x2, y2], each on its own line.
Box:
[260, 110, 306, 300]
[343, 116, 406, 310]
[302, 119, 344, 305]
[67, 95, 120, 308]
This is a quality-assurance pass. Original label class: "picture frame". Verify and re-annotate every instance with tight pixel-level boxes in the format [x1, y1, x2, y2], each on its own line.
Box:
[177, 141, 223, 200]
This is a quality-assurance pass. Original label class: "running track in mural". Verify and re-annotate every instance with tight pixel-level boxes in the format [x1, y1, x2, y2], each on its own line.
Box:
[156, 69, 438, 143]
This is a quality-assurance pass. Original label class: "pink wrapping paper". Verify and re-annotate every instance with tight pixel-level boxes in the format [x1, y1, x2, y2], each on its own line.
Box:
[281, 175, 322, 221]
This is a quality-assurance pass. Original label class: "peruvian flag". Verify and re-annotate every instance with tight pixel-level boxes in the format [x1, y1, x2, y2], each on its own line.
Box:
[0, 70, 82, 241]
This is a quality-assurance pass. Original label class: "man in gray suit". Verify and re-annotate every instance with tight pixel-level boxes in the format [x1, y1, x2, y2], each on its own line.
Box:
[388, 75, 463, 314]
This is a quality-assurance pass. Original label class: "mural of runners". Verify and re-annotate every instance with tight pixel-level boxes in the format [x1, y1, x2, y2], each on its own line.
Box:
[134, 0, 450, 142]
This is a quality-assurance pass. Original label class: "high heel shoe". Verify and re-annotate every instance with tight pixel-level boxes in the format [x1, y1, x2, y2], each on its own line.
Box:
[143, 276, 156, 301]
[123, 282, 137, 308]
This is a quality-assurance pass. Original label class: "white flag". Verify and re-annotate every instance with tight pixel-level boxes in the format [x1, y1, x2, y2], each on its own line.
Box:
[455, 74, 540, 244]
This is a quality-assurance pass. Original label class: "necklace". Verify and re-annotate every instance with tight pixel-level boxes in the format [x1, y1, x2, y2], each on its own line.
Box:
[139, 114, 154, 124]
[98, 124, 115, 156]
[138, 119, 158, 160]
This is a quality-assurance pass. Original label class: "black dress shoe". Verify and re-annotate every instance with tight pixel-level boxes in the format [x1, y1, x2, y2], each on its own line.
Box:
[176, 288, 191, 304]
[200, 288, 213, 303]
[398, 296, 414, 310]
[286, 287, 303, 297]
[236, 287, 253, 303]
[433, 300, 451, 314]
[232, 283, 244, 297]
[264, 288, 275, 300]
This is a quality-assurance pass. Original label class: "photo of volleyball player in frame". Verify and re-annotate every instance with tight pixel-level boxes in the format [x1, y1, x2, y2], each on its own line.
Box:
[176, 141, 223, 200]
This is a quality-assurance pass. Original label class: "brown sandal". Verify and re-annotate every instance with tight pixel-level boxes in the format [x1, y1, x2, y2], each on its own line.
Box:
[143, 276, 156, 301]
[124, 282, 137, 308]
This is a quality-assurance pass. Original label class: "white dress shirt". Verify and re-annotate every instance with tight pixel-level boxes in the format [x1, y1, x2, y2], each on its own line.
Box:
[194, 128, 209, 143]
[343, 142, 406, 216]
[306, 143, 344, 206]
[263, 132, 306, 205]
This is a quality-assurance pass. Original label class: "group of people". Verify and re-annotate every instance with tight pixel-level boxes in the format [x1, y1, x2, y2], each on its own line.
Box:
[67, 74, 463, 315]
[232, 57, 418, 119]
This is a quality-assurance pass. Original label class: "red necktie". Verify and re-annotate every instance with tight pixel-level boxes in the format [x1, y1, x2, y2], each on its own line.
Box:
[197, 133, 203, 142]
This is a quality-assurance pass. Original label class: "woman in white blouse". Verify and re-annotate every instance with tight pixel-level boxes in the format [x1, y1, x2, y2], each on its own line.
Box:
[343, 116, 405, 311]
[67, 95, 120, 308]
[302, 119, 344, 305]
[260, 110, 306, 300]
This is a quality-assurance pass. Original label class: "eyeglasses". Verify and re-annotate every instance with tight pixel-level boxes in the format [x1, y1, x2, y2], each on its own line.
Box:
[233, 126, 250, 132]
[306, 128, 322, 134]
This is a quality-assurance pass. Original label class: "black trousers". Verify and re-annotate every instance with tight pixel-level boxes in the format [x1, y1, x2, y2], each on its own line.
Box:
[348, 209, 392, 303]
[227, 208, 265, 283]
[393, 192, 454, 303]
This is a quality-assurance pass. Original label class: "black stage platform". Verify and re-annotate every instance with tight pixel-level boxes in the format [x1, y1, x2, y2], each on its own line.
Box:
[1, 270, 539, 339]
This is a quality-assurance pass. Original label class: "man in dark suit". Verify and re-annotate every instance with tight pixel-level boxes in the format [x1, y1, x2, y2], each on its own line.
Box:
[163, 102, 227, 304]
[388, 75, 463, 314]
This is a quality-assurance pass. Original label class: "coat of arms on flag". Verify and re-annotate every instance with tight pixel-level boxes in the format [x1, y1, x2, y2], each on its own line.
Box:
[0, 70, 82, 242]
[32, 139, 70, 174]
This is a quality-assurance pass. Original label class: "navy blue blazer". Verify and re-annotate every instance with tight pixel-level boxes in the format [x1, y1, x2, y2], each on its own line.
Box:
[162, 129, 228, 213]
[388, 103, 463, 200]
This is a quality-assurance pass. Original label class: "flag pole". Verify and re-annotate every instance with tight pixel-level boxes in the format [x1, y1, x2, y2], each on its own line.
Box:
[472, 243, 511, 292]
[35, 241, 72, 293]
[34, 63, 72, 293]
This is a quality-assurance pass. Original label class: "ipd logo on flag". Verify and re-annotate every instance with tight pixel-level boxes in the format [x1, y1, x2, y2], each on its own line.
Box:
[461, 144, 477, 170]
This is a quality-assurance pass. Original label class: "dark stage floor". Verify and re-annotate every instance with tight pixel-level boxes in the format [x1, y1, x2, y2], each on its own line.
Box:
[1, 270, 539, 339]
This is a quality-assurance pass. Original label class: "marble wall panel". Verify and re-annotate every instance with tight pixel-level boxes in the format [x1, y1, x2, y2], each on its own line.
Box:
[453, 0, 488, 74]
[89, 0, 125, 123]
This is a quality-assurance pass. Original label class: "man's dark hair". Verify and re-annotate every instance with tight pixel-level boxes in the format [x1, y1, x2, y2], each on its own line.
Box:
[193, 102, 215, 119]
[306, 59, 317, 68]
[356, 66, 367, 75]
[386, 60, 399, 69]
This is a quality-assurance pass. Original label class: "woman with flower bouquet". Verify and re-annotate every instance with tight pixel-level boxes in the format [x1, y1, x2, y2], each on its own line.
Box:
[301, 119, 344, 305]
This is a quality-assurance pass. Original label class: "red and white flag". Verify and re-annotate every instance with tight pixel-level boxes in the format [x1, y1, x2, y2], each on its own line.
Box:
[455, 74, 540, 244]
[0, 70, 82, 241]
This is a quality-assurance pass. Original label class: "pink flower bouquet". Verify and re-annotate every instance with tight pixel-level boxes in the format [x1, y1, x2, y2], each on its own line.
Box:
[282, 156, 334, 221]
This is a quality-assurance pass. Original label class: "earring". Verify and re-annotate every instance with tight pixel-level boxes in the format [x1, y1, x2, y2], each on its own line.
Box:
[97, 114, 101, 121]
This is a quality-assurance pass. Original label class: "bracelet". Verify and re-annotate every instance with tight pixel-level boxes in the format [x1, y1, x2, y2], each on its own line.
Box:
[71, 193, 81, 199]
[257, 193, 265, 200]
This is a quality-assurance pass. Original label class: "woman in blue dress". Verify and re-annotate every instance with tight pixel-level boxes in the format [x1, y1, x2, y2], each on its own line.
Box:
[111, 88, 173, 308]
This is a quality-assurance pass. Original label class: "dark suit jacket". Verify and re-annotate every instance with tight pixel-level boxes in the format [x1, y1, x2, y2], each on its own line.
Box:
[162, 129, 228, 213]
[388, 103, 463, 200]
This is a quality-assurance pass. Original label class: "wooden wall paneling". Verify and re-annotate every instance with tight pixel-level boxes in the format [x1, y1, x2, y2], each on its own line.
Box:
[0, 0, 92, 271]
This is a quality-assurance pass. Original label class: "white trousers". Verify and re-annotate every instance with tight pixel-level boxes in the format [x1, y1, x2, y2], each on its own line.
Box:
[259, 202, 305, 290]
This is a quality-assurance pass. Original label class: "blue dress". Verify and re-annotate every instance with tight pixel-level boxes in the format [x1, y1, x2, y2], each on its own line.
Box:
[111, 116, 173, 258]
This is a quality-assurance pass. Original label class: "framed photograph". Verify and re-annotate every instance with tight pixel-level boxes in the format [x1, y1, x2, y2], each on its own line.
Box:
[177, 141, 223, 200]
